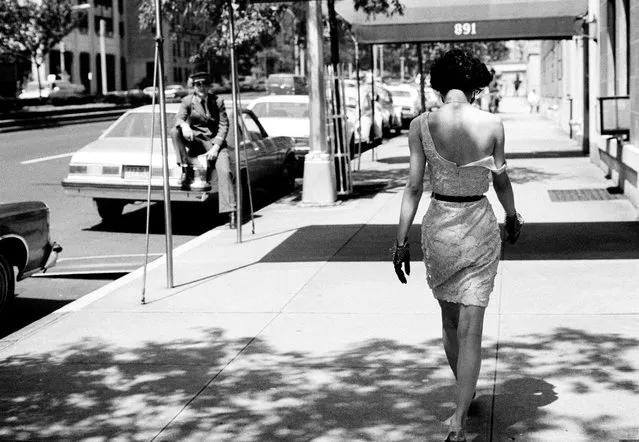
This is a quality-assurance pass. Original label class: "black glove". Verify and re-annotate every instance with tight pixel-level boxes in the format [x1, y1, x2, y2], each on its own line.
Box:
[390, 240, 411, 284]
[504, 212, 524, 244]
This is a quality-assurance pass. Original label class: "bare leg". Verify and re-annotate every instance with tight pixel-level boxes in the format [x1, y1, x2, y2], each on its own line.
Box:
[449, 304, 485, 431]
[439, 300, 460, 379]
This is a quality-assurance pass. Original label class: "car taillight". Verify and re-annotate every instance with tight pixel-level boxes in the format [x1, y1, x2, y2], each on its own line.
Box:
[69, 165, 87, 174]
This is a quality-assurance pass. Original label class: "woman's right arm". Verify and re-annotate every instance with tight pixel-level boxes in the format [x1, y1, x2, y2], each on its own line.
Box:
[395, 117, 426, 245]
[491, 119, 517, 217]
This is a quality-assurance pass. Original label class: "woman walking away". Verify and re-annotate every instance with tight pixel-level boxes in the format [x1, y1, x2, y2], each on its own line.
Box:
[391, 49, 523, 442]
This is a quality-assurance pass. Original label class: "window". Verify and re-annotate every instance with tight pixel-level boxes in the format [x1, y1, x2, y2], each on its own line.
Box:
[241, 114, 264, 141]
[77, 11, 88, 34]
[120, 56, 127, 90]
[617, 0, 630, 94]
[606, 0, 616, 94]
[95, 17, 114, 37]
[119, 21, 124, 38]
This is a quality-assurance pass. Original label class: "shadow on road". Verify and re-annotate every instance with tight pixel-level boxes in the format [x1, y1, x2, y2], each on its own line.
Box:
[84, 182, 298, 236]
[0, 298, 71, 339]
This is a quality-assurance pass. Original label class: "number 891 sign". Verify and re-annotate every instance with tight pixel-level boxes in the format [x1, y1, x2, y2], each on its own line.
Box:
[453, 22, 477, 36]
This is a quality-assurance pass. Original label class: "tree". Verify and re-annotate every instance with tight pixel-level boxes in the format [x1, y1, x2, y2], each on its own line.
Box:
[138, 0, 405, 80]
[0, 0, 79, 98]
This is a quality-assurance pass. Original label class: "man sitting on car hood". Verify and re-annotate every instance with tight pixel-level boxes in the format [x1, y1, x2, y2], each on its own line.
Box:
[170, 71, 237, 229]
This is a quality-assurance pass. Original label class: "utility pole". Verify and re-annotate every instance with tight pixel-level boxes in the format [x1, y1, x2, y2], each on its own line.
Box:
[302, 0, 336, 204]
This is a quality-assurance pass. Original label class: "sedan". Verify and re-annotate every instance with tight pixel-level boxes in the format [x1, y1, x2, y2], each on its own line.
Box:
[386, 84, 421, 128]
[0, 202, 62, 314]
[164, 84, 189, 102]
[247, 93, 380, 172]
[61, 104, 298, 222]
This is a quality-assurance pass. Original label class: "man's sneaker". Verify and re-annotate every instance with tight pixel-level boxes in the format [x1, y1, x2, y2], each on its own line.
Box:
[229, 212, 237, 229]
[178, 167, 194, 190]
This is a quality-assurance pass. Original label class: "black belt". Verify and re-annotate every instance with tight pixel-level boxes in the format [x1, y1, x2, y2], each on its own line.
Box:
[432, 192, 484, 202]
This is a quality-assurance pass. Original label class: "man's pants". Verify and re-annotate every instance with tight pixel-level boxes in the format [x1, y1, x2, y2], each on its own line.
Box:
[170, 127, 236, 214]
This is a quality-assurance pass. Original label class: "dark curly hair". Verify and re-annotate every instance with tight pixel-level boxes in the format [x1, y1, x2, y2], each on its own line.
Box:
[429, 49, 493, 95]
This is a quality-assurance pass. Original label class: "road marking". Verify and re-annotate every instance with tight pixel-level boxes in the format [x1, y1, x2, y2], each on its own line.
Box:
[21, 152, 75, 165]
[57, 253, 163, 262]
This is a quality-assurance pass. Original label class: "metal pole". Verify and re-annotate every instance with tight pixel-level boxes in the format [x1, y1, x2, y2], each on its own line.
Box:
[153, 0, 174, 288]
[417, 43, 426, 112]
[229, 0, 243, 242]
[369, 45, 376, 161]
[582, 25, 590, 155]
[353, 37, 363, 171]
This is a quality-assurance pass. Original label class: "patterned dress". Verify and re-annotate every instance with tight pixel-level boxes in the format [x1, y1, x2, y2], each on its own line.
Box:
[419, 112, 506, 307]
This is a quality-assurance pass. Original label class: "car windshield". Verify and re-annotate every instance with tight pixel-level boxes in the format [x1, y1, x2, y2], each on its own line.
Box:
[251, 102, 308, 118]
[104, 111, 236, 146]
[267, 75, 294, 86]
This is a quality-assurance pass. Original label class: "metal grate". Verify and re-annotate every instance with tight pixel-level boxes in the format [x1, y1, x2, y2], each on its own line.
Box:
[548, 188, 625, 202]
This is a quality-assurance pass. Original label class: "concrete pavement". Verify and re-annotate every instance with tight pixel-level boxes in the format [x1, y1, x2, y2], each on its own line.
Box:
[1, 112, 638, 441]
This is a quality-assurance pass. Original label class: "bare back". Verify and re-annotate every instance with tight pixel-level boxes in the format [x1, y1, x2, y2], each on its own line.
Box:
[427, 104, 501, 166]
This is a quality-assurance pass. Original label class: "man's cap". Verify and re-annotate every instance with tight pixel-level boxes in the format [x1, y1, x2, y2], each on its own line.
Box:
[190, 71, 211, 82]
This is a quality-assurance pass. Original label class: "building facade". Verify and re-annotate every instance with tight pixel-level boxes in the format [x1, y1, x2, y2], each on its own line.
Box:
[16, 0, 202, 96]
[592, 0, 638, 208]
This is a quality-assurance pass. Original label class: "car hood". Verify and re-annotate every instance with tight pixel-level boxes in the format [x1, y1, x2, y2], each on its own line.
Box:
[392, 96, 418, 107]
[258, 118, 309, 138]
[0, 201, 48, 219]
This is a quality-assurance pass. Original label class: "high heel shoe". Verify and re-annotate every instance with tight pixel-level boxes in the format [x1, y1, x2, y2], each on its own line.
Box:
[444, 429, 466, 442]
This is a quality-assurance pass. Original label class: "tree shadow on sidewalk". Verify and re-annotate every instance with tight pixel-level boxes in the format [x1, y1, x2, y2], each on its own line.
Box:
[259, 221, 639, 263]
[0, 326, 636, 440]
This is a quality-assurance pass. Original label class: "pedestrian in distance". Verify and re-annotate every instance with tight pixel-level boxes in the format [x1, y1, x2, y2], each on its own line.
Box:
[391, 49, 523, 442]
[527, 89, 540, 113]
[170, 71, 237, 229]
[488, 68, 501, 113]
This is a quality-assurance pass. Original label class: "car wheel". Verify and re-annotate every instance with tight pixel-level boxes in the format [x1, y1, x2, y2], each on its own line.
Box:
[94, 198, 126, 222]
[279, 157, 297, 193]
[0, 254, 15, 315]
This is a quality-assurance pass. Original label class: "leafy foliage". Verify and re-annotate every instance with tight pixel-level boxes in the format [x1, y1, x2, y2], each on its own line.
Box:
[138, 0, 406, 78]
[352, 0, 405, 17]
[0, 0, 78, 65]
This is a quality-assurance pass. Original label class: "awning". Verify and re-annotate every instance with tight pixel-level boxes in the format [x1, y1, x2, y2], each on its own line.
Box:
[335, 0, 588, 44]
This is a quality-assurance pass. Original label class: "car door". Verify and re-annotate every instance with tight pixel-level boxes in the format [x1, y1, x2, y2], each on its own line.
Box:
[239, 111, 269, 183]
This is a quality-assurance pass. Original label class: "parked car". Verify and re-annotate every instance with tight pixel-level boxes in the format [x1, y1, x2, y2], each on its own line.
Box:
[344, 80, 383, 150]
[142, 86, 159, 97]
[18, 79, 85, 100]
[61, 104, 298, 222]
[164, 84, 189, 102]
[0, 202, 62, 314]
[423, 85, 443, 111]
[386, 84, 422, 127]
[364, 82, 402, 136]
[247, 95, 311, 173]
[266, 74, 308, 95]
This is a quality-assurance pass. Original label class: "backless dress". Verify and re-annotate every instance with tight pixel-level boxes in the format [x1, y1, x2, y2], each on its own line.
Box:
[420, 112, 505, 307]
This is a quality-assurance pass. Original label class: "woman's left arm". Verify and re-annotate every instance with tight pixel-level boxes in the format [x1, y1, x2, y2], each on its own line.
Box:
[395, 117, 426, 245]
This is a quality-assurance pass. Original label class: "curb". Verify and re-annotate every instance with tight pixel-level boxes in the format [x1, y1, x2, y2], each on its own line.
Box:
[0, 108, 127, 133]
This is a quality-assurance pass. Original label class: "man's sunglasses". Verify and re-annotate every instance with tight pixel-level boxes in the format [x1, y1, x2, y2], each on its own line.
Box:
[193, 80, 209, 87]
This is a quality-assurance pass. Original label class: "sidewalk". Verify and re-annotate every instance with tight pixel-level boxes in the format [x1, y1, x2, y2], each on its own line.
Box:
[1, 113, 638, 441]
